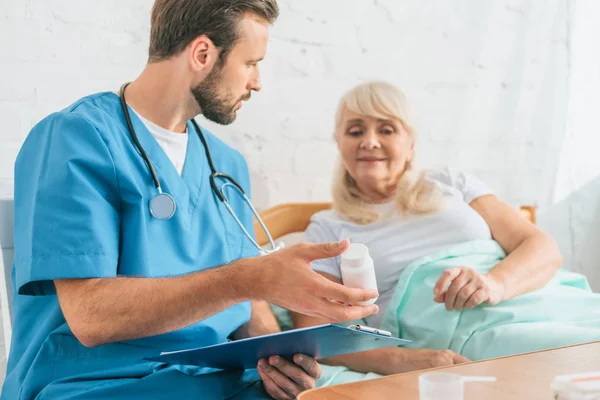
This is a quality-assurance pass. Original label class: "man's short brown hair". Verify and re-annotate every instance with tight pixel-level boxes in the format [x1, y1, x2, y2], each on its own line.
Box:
[149, 0, 279, 63]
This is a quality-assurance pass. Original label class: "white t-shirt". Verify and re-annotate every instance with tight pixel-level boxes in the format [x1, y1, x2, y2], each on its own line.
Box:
[133, 109, 189, 176]
[304, 167, 495, 327]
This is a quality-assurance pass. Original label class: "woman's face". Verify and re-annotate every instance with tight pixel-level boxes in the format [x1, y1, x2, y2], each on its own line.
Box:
[336, 110, 414, 197]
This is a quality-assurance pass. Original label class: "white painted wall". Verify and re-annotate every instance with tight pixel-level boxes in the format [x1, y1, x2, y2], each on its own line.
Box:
[0, 0, 599, 378]
[0, 0, 572, 209]
[542, 0, 600, 290]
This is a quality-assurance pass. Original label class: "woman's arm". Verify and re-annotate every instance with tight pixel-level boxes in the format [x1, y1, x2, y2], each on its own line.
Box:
[434, 195, 563, 311]
[231, 301, 282, 340]
[472, 195, 563, 300]
[292, 272, 469, 375]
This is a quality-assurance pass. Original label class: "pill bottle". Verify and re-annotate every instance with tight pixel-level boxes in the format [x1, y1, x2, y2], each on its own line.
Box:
[340, 243, 378, 306]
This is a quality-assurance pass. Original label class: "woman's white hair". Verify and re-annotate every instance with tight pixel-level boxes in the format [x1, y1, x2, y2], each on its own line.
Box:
[332, 81, 441, 225]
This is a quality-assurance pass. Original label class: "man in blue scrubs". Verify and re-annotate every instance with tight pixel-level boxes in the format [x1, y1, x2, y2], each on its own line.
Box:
[2, 1, 379, 399]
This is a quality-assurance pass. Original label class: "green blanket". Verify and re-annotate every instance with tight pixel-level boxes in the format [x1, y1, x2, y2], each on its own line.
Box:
[380, 239, 600, 360]
[275, 239, 600, 388]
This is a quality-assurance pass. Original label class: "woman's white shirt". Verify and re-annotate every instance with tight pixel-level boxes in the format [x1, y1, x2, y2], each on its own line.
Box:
[305, 167, 495, 327]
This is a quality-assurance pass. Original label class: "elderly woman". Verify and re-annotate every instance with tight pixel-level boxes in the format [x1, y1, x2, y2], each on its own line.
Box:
[292, 81, 600, 376]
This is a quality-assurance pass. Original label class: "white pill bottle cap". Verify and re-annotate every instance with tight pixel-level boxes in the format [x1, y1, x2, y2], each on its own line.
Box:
[341, 243, 371, 267]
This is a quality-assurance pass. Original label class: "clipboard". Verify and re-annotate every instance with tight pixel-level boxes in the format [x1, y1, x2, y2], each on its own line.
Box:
[145, 324, 411, 370]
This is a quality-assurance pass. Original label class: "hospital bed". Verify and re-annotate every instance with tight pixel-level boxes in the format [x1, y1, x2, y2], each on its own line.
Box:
[0, 200, 535, 386]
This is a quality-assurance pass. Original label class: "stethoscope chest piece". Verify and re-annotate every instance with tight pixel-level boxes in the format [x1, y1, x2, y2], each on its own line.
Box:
[149, 193, 177, 220]
[120, 82, 280, 252]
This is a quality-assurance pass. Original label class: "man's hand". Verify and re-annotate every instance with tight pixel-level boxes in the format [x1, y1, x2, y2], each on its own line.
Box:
[433, 267, 505, 311]
[243, 239, 379, 323]
[257, 354, 321, 400]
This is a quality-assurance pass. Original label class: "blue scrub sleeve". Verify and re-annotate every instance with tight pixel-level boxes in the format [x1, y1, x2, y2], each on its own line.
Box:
[14, 112, 120, 296]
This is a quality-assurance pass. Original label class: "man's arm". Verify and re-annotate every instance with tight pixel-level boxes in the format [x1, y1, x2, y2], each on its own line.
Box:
[55, 261, 249, 348]
[55, 240, 379, 348]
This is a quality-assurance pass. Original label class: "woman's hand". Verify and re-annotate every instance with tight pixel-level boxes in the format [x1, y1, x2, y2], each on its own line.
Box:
[433, 267, 505, 311]
[257, 354, 322, 400]
[390, 348, 470, 373]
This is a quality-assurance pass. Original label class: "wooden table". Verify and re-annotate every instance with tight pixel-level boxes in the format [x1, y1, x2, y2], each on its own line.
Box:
[298, 341, 600, 399]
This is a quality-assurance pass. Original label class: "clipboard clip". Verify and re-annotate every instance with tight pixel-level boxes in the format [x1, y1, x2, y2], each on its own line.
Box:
[348, 324, 392, 337]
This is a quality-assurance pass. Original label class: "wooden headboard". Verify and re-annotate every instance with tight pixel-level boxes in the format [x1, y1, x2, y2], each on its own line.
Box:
[253, 202, 536, 246]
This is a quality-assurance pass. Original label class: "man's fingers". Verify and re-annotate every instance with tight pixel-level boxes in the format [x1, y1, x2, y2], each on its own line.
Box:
[259, 359, 299, 398]
[269, 356, 315, 390]
[319, 301, 379, 323]
[434, 268, 462, 296]
[302, 239, 350, 262]
[303, 296, 379, 323]
[294, 354, 322, 380]
[318, 278, 379, 306]
[258, 366, 292, 400]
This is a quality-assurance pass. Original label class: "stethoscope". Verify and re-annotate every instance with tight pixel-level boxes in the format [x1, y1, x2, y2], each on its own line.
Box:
[119, 83, 283, 254]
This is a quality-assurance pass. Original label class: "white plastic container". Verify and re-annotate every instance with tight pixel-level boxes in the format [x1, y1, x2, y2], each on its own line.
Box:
[419, 373, 497, 400]
[340, 243, 378, 306]
[551, 371, 600, 400]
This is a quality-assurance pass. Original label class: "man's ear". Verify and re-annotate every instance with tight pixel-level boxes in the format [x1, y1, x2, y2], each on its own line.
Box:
[188, 35, 220, 74]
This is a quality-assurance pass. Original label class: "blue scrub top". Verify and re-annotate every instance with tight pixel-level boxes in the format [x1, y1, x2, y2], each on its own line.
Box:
[2, 93, 270, 399]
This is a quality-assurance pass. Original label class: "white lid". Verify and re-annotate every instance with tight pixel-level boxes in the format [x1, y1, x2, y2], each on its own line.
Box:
[557, 383, 600, 400]
[341, 243, 370, 268]
[551, 372, 600, 398]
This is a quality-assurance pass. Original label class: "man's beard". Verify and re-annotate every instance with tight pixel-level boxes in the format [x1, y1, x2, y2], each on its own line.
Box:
[191, 64, 249, 125]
